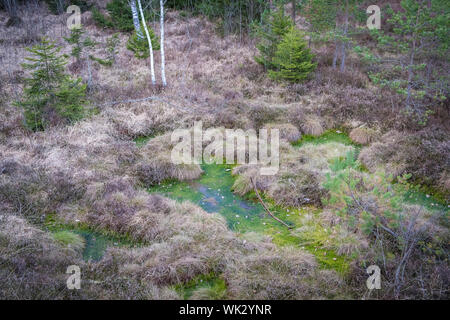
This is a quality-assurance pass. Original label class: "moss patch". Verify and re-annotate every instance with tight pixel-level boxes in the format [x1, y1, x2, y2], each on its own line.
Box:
[174, 273, 227, 300]
[45, 214, 134, 261]
[292, 130, 356, 148]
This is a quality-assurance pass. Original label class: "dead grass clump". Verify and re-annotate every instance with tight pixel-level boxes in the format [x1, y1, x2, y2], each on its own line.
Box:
[105, 103, 177, 139]
[0, 157, 84, 221]
[213, 104, 252, 129]
[301, 114, 324, 136]
[316, 66, 368, 89]
[323, 86, 410, 130]
[135, 133, 203, 186]
[349, 126, 378, 145]
[358, 128, 450, 196]
[0, 214, 82, 299]
[0, 107, 24, 139]
[264, 123, 301, 143]
[225, 246, 344, 299]
[248, 104, 283, 130]
[267, 170, 325, 207]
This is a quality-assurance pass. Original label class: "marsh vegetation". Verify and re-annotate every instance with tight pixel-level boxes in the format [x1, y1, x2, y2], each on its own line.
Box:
[0, 0, 448, 300]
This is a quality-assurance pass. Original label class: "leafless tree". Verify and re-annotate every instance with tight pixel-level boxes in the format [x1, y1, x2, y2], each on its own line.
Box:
[137, 0, 156, 85]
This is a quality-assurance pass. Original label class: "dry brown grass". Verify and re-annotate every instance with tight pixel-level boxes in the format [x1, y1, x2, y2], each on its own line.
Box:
[300, 114, 325, 136]
[0, 214, 82, 299]
[134, 132, 203, 186]
[263, 123, 301, 143]
[225, 246, 344, 299]
[349, 126, 378, 145]
[358, 129, 450, 197]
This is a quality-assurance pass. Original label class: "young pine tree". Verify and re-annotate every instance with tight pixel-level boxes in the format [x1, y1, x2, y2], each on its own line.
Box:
[16, 38, 86, 131]
[254, 7, 293, 71]
[126, 26, 160, 59]
[268, 27, 316, 83]
[64, 26, 95, 65]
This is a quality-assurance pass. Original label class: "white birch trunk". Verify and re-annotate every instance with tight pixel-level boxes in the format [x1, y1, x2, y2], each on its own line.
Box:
[130, 0, 144, 39]
[137, 0, 156, 85]
[160, 0, 167, 86]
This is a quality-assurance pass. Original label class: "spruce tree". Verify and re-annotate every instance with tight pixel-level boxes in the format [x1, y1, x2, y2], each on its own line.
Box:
[268, 27, 316, 83]
[127, 27, 160, 59]
[16, 38, 86, 131]
[254, 7, 293, 70]
[64, 26, 95, 65]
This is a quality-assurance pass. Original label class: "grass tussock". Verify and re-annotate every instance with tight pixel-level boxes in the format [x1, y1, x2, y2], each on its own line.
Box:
[233, 141, 355, 207]
[135, 133, 203, 186]
[349, 126, 378, 145]
[358, 129, 450, 199]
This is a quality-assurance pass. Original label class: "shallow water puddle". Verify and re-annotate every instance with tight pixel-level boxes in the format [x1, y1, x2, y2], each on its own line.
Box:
[75, 230, 118, 261]
[148, 164, 283, 232]
[147, 163, 348, 274]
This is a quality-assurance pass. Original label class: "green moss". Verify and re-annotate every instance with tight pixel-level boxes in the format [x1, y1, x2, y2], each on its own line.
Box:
[401, 185, 449, 213]
[133, 135, 153, 147]
[174, 272, 227, 300]
[52, 231, 85, 251]
[292, 130, 356, 148]
[45, 213, 136, 261]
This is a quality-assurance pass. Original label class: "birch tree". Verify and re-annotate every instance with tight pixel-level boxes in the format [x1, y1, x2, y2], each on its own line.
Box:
[129, 0, 144, 39]
[137, 0, 156, 85]
[160, 0, 167, 87]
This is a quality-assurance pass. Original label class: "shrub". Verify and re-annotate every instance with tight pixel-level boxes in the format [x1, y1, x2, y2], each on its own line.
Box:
[269, 27, 316, 83]
[15, 38, 86, 131]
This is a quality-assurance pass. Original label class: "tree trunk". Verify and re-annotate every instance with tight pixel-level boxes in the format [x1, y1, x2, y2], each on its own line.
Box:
[130, 0, 144, 39]
[332, 10, 340, 69]
[291, 0, 296, 24]
[137, 0, 156, 85]
[160, 0, 167, 87]
[340, 0, 349, 72]
[406, 38, 416, 109]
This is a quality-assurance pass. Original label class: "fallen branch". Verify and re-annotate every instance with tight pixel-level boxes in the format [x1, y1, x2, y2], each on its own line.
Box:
[97, 95, 183, 110]
[250, 177, 292, 229]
